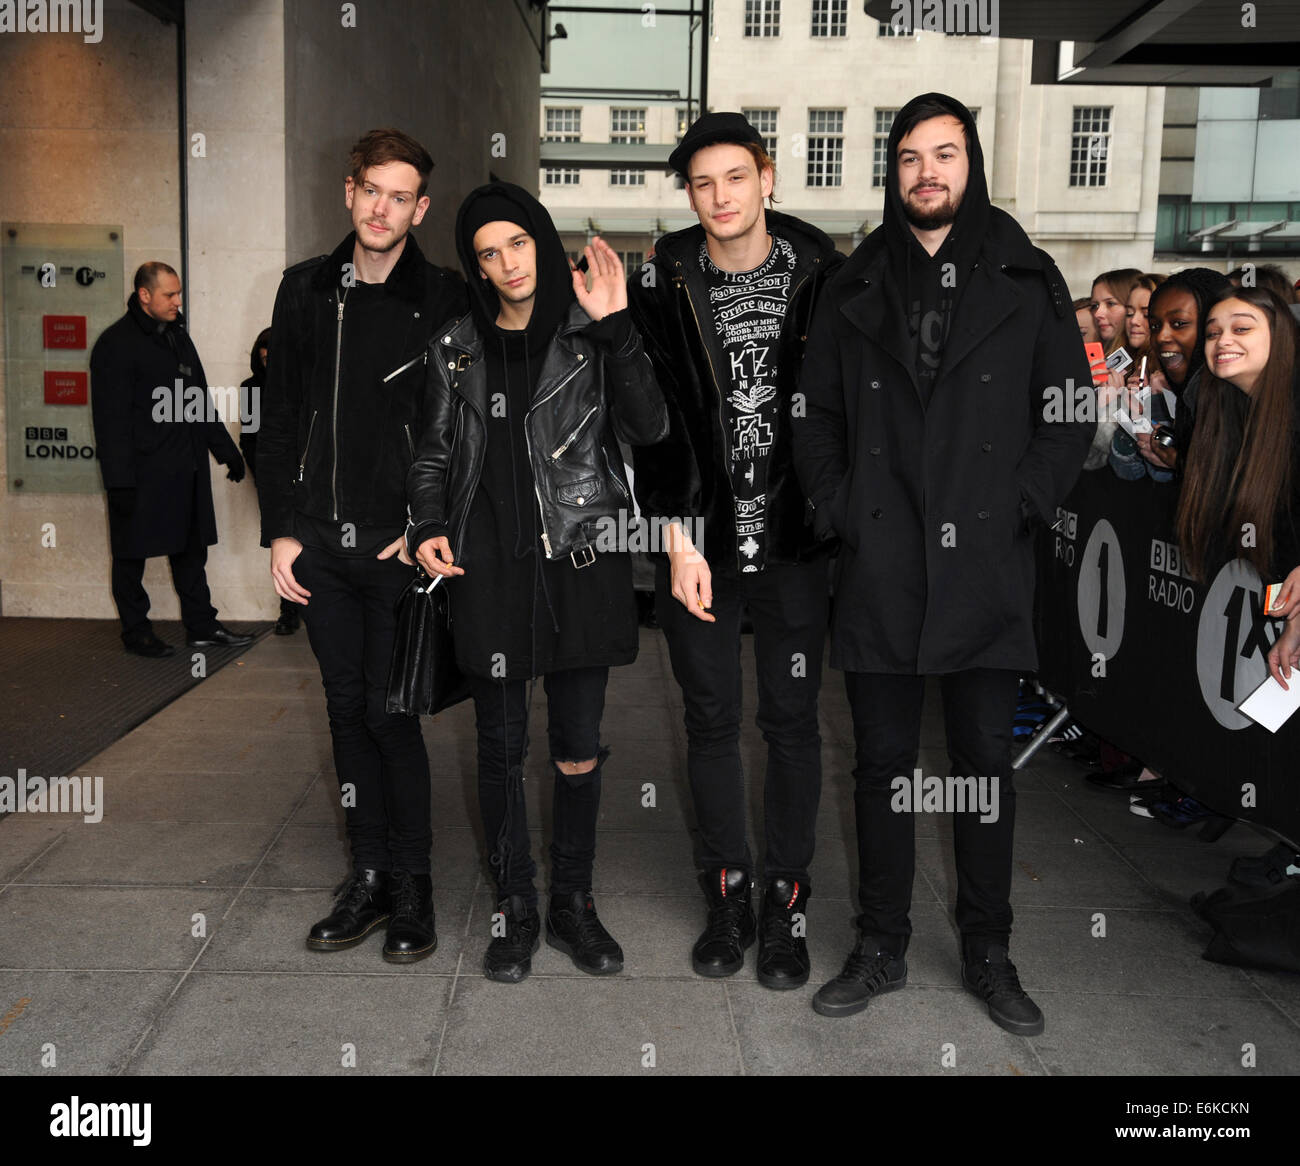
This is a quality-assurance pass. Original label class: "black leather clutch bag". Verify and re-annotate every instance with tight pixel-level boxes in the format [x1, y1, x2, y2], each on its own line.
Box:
[386, 570, 470, 716]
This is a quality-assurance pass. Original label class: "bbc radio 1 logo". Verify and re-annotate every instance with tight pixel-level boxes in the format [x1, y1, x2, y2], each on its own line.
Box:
[1077, 517, 1124, 662]
[25, 426, 94, 460]
[1196, 558, 1279, 730]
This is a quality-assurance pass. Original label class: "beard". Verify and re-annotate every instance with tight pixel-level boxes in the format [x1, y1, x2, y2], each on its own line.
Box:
[902, 186, 960, 230]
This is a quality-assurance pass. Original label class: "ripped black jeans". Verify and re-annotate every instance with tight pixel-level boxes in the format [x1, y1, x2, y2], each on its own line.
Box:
[468, 666, 609, 906]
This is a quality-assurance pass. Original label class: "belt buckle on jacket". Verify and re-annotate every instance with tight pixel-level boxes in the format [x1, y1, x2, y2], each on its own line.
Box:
[570, 543, 596, 569]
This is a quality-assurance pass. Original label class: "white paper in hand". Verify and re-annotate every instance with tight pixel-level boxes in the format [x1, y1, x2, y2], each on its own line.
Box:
[1237, 674, 1300, 733]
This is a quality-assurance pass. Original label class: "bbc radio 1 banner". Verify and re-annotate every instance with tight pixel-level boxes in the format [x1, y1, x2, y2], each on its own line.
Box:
[1034, 469, 1299, 842]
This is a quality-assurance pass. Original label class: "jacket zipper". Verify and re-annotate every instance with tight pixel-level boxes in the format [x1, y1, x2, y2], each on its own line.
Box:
[550, 403, 599, 461]
[525, 356, 585, 557]
[298, 409, 318, 482]
[679, 269, 735, 569]
[404, 423, 415, 460]
[450, 379, 483, 570]
[330, 293, 345, 520]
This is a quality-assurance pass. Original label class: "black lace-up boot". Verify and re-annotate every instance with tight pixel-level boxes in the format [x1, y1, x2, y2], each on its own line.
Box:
[757, 877, 810, 989]
[383, 870, 437, 964]
[484, 894, 542, 983]
[546, 890, 623, 974]
[811, 933, 907, 1017]
[692, 867, 756, 977]
[961, 942, 1044, 1035]
[306, 869, 390, 951]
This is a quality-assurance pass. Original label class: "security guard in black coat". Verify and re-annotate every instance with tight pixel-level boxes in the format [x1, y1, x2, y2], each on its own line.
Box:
[90, 262, 251, 657]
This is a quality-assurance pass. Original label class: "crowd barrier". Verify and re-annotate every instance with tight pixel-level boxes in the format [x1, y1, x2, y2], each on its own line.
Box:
[1032, 468, 1299, 844]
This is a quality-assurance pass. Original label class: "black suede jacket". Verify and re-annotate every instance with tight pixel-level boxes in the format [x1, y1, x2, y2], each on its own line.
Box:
[406, 302, 668, 567]
[626, 211, 844, 570]
[256, 232, 466, 545]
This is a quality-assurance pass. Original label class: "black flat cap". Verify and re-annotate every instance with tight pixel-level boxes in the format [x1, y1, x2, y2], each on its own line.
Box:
[668, 111, 766, 178]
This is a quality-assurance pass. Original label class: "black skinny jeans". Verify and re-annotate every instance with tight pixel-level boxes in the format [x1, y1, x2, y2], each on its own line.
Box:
[656, 558, 828, 884]
[295, 544, 433, 874]
[843, 668, 1020, 955]
[469, 666, 609, 906]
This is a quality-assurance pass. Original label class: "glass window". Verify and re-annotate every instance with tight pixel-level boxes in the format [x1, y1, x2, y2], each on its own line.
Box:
[744, 0, 781, 37]
[543, 107, 581, 186]
[807, 109, 844, 188]
[610, 107, 647, 187]
[1070, 106, 1111, 188]
[811, 0, 847, 37]
[742, 108, 779, 156]
[872, 108, 897, 188]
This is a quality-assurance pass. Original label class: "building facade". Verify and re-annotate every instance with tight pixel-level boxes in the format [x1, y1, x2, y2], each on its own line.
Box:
[539, 0, 1165, 299]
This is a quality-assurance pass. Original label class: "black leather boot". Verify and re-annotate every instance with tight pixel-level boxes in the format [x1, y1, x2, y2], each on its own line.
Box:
[484, 894, 542, 983]
[546, 890, 623, 974]
[383, 870, 437, 964]
[692, 867, 756, 977]
[306, 869, 390, 951]
[757, 876, 810, 989]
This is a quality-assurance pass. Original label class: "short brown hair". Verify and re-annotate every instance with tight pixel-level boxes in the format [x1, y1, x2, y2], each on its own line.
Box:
[348, 128, 434, 198]
[133, 261, 177, 293]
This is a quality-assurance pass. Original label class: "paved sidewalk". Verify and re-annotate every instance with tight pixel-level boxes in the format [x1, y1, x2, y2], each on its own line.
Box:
[2, 628, 1298, 1076]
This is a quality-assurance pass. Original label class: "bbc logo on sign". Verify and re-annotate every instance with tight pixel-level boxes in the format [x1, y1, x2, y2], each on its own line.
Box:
[26, 427, 69, 441]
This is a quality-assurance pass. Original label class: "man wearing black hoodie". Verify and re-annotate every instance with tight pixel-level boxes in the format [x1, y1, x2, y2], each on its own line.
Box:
[407, 182, 667, 983]
[257, 129, 466, 963]
[627, 113, 843, 990]
[793, 94, 1094, 1033]
[237, 326, 299, 636]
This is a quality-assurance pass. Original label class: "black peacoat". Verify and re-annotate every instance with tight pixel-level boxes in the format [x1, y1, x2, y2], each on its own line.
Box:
[90, 296, 240, 559]
[793, 210, 1096, 675]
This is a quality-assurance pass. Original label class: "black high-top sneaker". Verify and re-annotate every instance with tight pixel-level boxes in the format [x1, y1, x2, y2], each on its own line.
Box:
[382, 870, 437, 964]
[306, 869, 390, 951]
[811, 933, 907, 1017]
[961, 942, 1044, 1035]
[691, 867, 756, 977]
[546, 890, 623, 974]
[484, 894, 542, 983]
[757, 877, 810, 989]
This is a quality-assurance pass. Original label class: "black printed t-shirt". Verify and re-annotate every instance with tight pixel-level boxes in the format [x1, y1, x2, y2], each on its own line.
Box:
[699, 232, 796, 573]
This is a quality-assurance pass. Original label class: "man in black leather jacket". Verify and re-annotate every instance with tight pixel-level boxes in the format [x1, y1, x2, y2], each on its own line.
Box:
[407, 181, 667, 983]
[256, 129, 466, 964]
[626, 113, 843, 991]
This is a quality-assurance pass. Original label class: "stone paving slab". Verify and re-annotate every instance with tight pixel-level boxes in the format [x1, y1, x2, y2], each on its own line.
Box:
[1, 627, 1296, 1075]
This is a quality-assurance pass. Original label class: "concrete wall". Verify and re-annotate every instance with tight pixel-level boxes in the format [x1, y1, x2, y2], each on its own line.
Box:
[1, 0, 542, 622]
[185, 0, 287, 625]
[283, 0, 543, 269]
[0, 0, 181, 619]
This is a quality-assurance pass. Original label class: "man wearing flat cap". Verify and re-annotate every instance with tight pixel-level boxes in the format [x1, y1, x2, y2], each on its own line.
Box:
[627, 112, 844, 991]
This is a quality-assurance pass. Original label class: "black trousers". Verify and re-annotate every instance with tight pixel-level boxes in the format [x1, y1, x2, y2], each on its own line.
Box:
[295, 545, 433, 874]
[843, 668, 1020, 954]
[469, 666, 608, 906]
[111, 522, 218, 639]
[656, 558, 828, 884]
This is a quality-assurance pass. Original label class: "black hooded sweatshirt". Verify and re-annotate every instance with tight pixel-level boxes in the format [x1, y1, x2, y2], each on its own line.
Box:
[238, 325, 271, 478]
[883, 93, 992, 407]
[446, 182, 640, 681]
